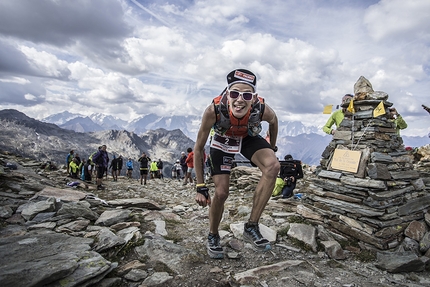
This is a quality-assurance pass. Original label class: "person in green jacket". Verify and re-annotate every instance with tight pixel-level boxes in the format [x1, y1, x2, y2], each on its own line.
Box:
[388, 107, 407, 135]
[323, 93, 408, 136]
[150, 160, 158, 179]
[322, 94, 353, 135]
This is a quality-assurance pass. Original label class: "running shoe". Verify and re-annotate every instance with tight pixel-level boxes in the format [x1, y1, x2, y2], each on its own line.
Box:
[207, 233, 224, 259]
[243, 223, 271, 251]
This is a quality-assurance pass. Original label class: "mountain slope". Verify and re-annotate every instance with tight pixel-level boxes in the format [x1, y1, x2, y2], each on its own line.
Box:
[0, 109, 195, 167]
[60, 116, 104, 132]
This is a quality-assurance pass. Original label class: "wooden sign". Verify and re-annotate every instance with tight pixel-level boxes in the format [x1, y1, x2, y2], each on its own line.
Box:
[331, 149, 362, 173]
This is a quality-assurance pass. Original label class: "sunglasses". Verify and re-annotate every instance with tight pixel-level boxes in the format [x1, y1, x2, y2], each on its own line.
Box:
[227, 89, 256, 101]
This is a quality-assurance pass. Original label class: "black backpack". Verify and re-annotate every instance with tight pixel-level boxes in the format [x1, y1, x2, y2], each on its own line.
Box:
[280, 161, 297, 177]
[139, 157, 149, 168]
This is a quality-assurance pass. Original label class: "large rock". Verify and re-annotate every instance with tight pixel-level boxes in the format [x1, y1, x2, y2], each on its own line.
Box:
[95, 209, 132, 226]
[287, 223, 318, 252]
[376, 251, 426, 273]
[0, 230, 114, 287]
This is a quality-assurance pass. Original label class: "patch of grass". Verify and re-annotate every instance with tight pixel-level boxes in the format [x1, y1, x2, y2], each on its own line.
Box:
[182, 253, 205, 264]
[341, 238, 360, 249]
[290, 237, 313, 252]
[277, 226, 290, 237]
[316, 241, 325, 252]
[220, 223, 230, 232]
[106, 237, 146, 262]
[327, 259, 344, 268]
[165, 218, 181, 225]
[117, 238, 145, 257]
[287, 216, 308, 224]
[153, 262, 175, 273]
[164, 233, 182, 243]
[130, 212, 145, 223]
[355, 249, 376, 263]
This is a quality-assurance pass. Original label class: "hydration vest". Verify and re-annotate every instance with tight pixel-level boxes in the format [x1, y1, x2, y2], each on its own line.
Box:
[212, 90, 265, 137]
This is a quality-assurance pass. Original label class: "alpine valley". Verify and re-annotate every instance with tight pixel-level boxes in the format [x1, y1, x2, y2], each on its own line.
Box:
[0, 109, 428, 168]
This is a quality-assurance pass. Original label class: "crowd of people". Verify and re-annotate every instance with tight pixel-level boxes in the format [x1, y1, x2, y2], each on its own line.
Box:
[65, 145, 197, 189]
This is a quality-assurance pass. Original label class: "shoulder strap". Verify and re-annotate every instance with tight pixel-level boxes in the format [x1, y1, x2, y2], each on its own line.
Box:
[213, 89, 230, 134]
[247, 97, 265, 136]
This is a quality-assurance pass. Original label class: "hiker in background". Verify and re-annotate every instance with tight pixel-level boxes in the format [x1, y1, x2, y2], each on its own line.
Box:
[322, 94, 353, 135]
[172, 160, 182, 179]
[92, 144, 109, 190]
[193, 68, 279, 258]
[279, 154, 303, 199]
[157, 159, 164, 179]
[74, 153, 81, 167]
[117, 155, 123, 177]
[80, 158, 86, 181]
[150, 160, 158, 179]
[82, 158, 92, 182]
[66, 150, 74, 174]
[69, 158, 79, 178]
[126, 158, 133, 179]
[183, 147, 194, 185]
[89, 147, 100, 177]
[109, 155, 118, 181]
[387, 107, 407, 135]
[138, 152, 151, 185]
[180, 151, 187, 179]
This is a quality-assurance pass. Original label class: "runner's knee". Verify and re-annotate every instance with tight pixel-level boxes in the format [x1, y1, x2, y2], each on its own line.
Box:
[262, 159, 280, 178]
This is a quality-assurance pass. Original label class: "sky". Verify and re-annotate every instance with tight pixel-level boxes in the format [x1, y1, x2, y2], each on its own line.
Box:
[0, 0, 429, 137]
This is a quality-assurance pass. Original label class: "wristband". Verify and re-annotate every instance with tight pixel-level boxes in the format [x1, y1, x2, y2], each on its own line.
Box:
[196, 186, 209, 200]
[196, 183, 206, 187]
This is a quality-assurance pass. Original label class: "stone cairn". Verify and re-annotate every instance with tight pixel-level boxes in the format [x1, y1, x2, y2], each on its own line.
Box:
[308, 76, 430, 256]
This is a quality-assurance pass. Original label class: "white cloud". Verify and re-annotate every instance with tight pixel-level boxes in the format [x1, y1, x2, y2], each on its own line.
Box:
[0, 0, 428, 136]
[24, 93, 37, 101]
[364, 0, 430, 42]
[18, 46, 69, 78]
[0, 77, 30, 85]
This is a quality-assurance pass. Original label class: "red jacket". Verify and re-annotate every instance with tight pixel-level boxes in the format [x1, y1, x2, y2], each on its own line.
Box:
[185, 152, 194, 168]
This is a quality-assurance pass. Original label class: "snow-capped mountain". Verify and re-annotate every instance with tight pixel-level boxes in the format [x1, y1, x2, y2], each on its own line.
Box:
[42, 111, 82, 125]
[89, 113, 128, 131]
[277, 120, 321, 136]
[60, 116, 104, 132]
[127, 114, 200, 140]
[43, 112, 129, 132]
[43, 111, 320, 140]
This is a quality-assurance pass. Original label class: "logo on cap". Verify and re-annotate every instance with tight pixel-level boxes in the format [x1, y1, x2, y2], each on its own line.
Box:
[234, 70, 255, 83]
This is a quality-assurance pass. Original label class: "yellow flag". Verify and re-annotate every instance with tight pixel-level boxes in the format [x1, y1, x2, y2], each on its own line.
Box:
[347, 99, 355, 113]
[323, 105, 333, 114]
[373, 101, 385, 117]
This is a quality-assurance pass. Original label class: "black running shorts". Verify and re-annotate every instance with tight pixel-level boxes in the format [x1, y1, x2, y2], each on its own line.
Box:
[97, 166, 105, 179]
[209, 135, 272, 175]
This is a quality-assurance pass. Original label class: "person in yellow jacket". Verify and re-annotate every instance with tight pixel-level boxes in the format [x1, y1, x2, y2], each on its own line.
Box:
[150, 160, 158, 179]
[322, 94, 353, 135]
[69, 158, 79, 178]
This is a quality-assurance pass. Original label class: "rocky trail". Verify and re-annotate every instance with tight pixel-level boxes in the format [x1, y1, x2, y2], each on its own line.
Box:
[0, 151, 429, 287]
